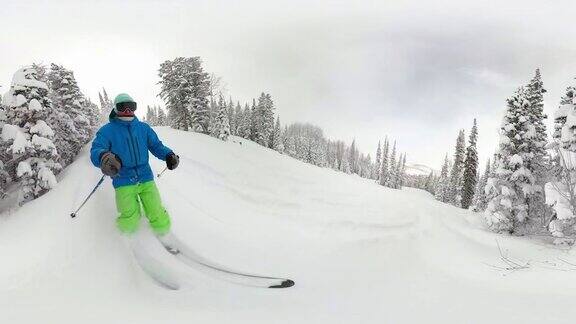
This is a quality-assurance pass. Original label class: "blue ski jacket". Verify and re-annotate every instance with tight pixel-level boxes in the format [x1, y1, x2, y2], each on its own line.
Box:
[90, 111, 173, 188]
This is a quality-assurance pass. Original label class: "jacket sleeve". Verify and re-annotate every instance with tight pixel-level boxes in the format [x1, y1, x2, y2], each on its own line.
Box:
[90, 128, 110, 168]
[146, 125, 173, 161]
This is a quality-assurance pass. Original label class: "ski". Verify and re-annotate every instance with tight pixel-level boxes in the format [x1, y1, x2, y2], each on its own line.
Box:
[157, 233, 295, 289]
[129, 238, 181, 290]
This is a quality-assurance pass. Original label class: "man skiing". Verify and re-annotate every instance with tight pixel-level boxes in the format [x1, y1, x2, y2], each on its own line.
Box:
[88, 94, 294, 290]
[90, 93, 179, 236]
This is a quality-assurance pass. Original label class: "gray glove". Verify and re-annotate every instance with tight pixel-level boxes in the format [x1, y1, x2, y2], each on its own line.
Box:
[100, 152, 121, 177]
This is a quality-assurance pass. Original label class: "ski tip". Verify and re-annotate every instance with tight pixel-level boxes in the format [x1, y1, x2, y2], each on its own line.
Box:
[269, 279, 295, 289]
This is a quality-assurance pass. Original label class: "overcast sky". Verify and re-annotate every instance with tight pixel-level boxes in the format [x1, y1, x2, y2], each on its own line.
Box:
[2, 0, 576, 169]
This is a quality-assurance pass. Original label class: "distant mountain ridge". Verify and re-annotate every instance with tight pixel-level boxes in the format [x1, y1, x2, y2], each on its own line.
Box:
[404, 163, 437, 176]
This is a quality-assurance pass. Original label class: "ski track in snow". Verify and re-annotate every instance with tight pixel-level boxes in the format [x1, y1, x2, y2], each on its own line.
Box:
[1, 128, 576, 323]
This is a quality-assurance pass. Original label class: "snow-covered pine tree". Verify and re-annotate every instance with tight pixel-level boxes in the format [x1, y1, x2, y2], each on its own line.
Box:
[185, 57, 211, 133]
[525, 68, 550, 226]
[342, 148, 351, 174]
[145, 105, 156, 126]
[366, 154, 374, 179]
[46, 63, 93, 168]
[235, 104, 245, 138]
[251, 93, 275, 148]
[249, 99, 260, 142]
[240, 103, 252, 139]
[424, 171, 436, 194]
[2, 67, 60, 202]
[227, 97, 236, 136]
[0, 96, 9, 198]
[471, 158, 491, 212]
[461, 119, 479, 209]
[157, 106, 167, 126]
[375, 141, 382, 180]
[546, 82, 576, 237]
[379, 138, 389, 186]
[394, 153, 406, 189]
[207, 97, 217, 135]
[401, 154, 407, 187]
[359, 154, 373, 179]
[447, 130, 466, 206]
[435, 154, 451, 203]
[98, 92, 104, 110]
[333, 140, 346, 172]
[85, 97, 102, 129]
[212, 95, 230, 141]
[158, 57, 210, 132]
[99, 87, 113, 122]
[271, 117, 283, 153]
[485, 87, 540, 233]
[348, 140, 359, 174]
[388, 141, 397, 187]
[554, 85, 575, 142]
[283, 126, 297, 157]
[233, 101, 242, 136]
[325, 140, 336, 169]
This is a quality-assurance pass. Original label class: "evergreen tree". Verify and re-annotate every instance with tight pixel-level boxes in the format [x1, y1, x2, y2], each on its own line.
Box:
[394, 153, 407, 189]
[550, 80, 576, 234]
[379, 138, 389, 186]
[158, 57, 210, 132]
[46, 63, 93, 168]
[84, 98, 102, 130]
[485, 87, 539, 233]
[388, 141, 397, 187]
[342, 148, 351, 174]
[375, 141, 382, 180]
[227, 97, 236, 136]
[348, 140, 356, 174]
[472, 159, 491, 212]
[212, 95, 230, 141]
[208, 97, 218, 135]
[448, 130, 466, 206]
[240, 103, 252, 139]
[99, 87, 113, 122]
[435, 154, 451, 203]
[249, 99, 259, 142]
[461, 119, 479, 209]
[554, 85, 575, 142]
[282, 123, 327, 166]
[0, 97, 10, 198]
[2, 67, 60, 203]
[525, 68, 550, 225]
[160, 106, 168, 125]
[424, 172, 436, 194]
[271, 117, 283, 152]
[283, 126, 297, 157]
[233, 101, 243, 136]
[249, 93, 275, 147]
[145, 105, 156, 126]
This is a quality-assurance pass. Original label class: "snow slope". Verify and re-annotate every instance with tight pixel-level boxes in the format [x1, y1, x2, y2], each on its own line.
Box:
[2, 127, 576, 323]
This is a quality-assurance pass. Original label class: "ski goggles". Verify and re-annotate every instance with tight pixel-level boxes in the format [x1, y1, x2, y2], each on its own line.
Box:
[116, 101, 137, 112]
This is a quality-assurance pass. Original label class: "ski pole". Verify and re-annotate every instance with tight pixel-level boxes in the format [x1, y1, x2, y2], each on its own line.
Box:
[157, 166, 168, 178]
[70, 175, 106, 218]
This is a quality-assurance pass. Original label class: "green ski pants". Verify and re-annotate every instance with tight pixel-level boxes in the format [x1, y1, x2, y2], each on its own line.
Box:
[114, 181, 171, 235]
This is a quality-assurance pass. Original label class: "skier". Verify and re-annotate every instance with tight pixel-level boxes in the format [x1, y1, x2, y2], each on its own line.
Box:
[90, 93, 179, 236]
[87, 94, 293, 289]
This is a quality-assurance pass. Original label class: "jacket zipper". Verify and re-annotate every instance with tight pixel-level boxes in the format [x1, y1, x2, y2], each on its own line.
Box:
[127, 126, 140, 181]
